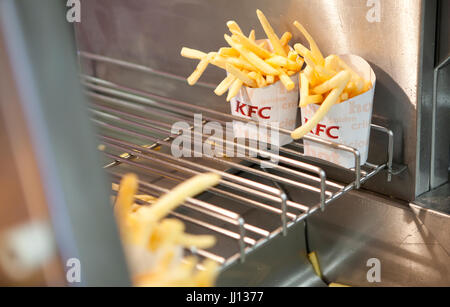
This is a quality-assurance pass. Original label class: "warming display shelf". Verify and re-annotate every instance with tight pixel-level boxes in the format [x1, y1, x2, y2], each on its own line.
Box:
[81, 52, 399, 269]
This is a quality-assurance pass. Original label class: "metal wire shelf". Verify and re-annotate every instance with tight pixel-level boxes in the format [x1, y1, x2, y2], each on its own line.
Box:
[80, 52, 398, 270]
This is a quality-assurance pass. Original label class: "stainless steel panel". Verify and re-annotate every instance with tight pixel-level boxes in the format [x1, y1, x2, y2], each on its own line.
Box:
[430, 0, 450, 189]
[75, 0, 436, 201]
[0, 0, 130, 285]
[411, 187, 450, 255]
[217, 220, 326, 287]
[307, 190, 450, 286]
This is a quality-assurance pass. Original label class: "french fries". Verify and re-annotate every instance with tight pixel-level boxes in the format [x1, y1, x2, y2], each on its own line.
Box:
[280, 32, 293, 47]
[180, 10, 372, 141]
[214, 74, 236, 96]
[291, 71, 351, 140]
[114, 173, 221, 287]
[291, 20, 372, 140]
[256, 9, 287, 57]
[181, 10, 304, 101]
[225, 63, 257, 88]
[180, 47, 207, 60]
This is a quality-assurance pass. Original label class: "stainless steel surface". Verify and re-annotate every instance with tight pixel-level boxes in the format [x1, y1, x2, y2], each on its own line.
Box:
[415, 0, 439, 197]
[217, 220, 326, 287]
[307, 190, 450, 287]
[430, 0, 450, 189]
[411, 189, 450, 255]
[0, 0, 130, 285]
[75, 0, 438, 201]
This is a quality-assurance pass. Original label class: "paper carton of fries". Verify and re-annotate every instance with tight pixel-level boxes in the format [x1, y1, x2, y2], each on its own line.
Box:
[230, 70, 299, 146]
[300, 55, 376, 168]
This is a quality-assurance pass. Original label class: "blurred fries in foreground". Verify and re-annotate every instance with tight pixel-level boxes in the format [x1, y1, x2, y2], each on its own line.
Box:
[114, 173, 221, 287]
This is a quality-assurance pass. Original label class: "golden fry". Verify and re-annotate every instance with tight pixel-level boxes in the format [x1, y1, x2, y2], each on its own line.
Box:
[278, 69, 295, 91]
[266, 55, 301, 71]
[280, 32, 293, 46]
[187, 53, 214, 86]
[226, 56, 257, 71]
[180, 47, 207, 60]
[312, 70, 353, 94]
[114, 173, 138, 231]
[227, 79, 243, 102]
[227, 20, 243, 34]
[249, 29, 256, 42]
[136, 173, 221, 222]
[214, 74, 236, 96]
[193, 260, 220, 287]
[305, 94, 324, 105]
[291, 71, 351, 140]
[299, 73, 309, 107]
[218, 47, 240, 57]
[266, 75, 275, 84]
[225, 63, 257, 87]
[293, 21, 324, 65]
[176, 233, 217, 249]
[224, 34, 279, 75]
[256, 9, 287, 56]
[231, 31, 271, 59]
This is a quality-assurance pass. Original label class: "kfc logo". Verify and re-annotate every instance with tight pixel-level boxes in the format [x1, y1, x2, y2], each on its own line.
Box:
[304, 118, 340, 139]
[235, 101, 271, 119]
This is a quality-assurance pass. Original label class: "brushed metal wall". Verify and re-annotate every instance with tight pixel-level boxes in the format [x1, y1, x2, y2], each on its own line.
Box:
[75, 0, 437, 201]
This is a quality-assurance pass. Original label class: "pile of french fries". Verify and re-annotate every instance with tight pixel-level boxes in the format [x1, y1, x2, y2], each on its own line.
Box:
[291, 20, 372, 140]
[181, 10, 304, 101]
[181, 9, 373, 141]
[113, 173, 221, 287]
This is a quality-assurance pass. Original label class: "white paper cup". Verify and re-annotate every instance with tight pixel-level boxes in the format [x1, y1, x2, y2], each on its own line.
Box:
[300, 54, 376, 168]
[230, 72, 299, 147]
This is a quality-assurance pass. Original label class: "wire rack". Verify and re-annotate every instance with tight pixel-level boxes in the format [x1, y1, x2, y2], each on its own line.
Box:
[80, 51, 397, 270]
